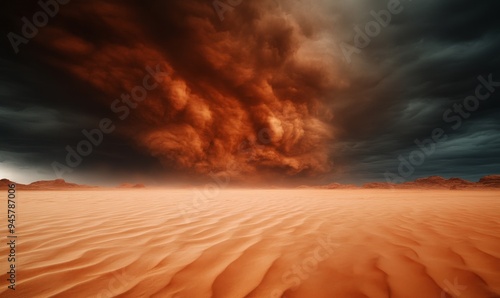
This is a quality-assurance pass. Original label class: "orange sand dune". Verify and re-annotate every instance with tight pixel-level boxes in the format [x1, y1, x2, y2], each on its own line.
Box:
[1, 189, 499, 297]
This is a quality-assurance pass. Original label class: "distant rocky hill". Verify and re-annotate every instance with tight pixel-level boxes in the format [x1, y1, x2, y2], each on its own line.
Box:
[0, 179, 96, 190]
[318, 183, 358, 190]
[298, 175, 500, 190]
[117, 183, 146, 189]
[0, 179, 19, 188]
[1, 178, 151, 190]
[2, 175, 499, 191]
[361, 175, 500, 190]
[478, 175, 500, 188]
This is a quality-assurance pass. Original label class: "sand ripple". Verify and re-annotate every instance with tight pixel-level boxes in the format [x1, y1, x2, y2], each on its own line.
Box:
[1, 189, 499, 297]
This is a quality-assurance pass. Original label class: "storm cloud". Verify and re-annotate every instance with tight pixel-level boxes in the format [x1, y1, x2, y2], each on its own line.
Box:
[1, 0, 499, 185]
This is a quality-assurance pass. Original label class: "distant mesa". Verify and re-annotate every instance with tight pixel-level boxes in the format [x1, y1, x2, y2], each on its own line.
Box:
[398, 176, 476, 190]
[478, 175, 500, 188]
[117, 183, 146, 189]
[299, 175, 500, 190]
[0, 179, 18, 188]
[362, 182, 394, 189]
[319, 183, 358, 190]
[1, 178, 149, 190]
[360, 175, 499, 190]
[1, 178, 96, 190]
[28, 179, 87, 189]
[1, 175, 499, 191]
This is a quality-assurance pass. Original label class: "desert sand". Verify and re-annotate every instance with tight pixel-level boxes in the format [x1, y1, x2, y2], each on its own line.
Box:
[1, 189, 499, 298]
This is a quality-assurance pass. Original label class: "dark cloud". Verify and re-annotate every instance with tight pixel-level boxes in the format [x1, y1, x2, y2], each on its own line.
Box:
[6, 0, 343, 182]
[0, 0, 499, 185]
[323, 0, 500, 183]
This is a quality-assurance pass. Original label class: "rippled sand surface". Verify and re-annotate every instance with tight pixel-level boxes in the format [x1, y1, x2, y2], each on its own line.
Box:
[2, 189, 500, 298]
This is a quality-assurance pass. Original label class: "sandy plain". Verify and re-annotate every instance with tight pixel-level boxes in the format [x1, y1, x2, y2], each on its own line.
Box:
[1, 189, 499, 298]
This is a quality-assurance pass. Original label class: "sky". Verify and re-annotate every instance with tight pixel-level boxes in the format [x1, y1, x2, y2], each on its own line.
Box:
[0, 0, 499, 186]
